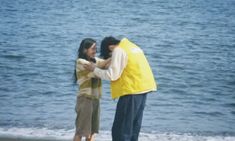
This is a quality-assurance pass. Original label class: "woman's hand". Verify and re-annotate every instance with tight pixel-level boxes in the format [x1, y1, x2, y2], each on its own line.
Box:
[103, 58, 111, 69]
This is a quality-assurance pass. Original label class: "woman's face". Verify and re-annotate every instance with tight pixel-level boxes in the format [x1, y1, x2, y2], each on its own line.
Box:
[86, 43, 97, 58]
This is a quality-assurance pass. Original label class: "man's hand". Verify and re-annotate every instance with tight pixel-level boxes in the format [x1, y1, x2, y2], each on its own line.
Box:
[84, 63, 96, 72]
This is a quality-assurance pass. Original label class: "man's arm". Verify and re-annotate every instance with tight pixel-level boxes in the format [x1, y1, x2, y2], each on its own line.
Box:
[95, 57, 111, 69]
[94, 47, 128, 81]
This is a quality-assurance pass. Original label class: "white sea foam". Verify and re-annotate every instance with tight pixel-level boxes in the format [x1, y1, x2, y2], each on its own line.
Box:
[0, 127, 234, 141]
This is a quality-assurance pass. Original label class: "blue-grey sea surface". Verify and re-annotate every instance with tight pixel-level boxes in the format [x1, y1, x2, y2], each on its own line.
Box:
[0, 0, 235, 140]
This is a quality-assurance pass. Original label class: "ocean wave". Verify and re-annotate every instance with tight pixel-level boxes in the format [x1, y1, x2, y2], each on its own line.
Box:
[2, 54, 26, 60]
[0, 127, 234, 141]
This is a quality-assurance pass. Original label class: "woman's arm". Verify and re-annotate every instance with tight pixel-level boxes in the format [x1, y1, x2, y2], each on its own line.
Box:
[77, 59, 97, 78]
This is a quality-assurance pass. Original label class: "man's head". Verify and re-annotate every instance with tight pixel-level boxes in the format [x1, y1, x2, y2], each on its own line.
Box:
[100, 36, 120, 59]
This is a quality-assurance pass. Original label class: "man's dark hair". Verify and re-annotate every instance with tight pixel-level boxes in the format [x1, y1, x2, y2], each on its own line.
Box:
[100, 36, 120, 59]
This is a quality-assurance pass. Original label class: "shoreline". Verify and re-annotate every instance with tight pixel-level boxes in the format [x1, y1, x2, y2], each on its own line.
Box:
[1, 134, 235, 141]
[0, 137, 69, 141]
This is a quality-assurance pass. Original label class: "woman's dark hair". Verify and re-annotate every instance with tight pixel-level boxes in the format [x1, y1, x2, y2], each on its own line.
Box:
[74, 38, 96, 84]
[100, 36, 120, 59]
[78, 38, 96, 61]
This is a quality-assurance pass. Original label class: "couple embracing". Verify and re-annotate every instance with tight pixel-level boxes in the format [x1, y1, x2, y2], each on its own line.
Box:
[73, 36, 157, 141]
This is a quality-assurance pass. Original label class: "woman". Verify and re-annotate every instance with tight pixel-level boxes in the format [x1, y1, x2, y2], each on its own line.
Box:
[73, 38, 110, 141]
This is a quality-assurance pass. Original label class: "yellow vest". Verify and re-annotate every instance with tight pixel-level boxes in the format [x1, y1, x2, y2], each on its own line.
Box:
[111, 38, 157, 99]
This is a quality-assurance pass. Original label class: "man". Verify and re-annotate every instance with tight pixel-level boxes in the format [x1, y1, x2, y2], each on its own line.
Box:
[84, 36, 157, 141]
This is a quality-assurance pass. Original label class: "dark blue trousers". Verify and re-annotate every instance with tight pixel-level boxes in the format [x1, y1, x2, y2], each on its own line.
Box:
[112, 93, 147, 141]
